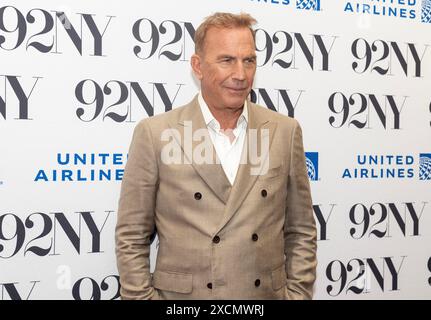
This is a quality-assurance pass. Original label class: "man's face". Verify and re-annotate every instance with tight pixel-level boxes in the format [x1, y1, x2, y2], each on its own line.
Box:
[191, 27, 257, 111]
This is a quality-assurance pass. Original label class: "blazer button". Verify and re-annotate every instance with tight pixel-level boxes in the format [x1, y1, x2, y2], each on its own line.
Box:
[194, 192, 202, 200]
[261, 189, 267, 197]
[252, 233, 259, 241]
[213, 235, 220, 244]
[207, 282, 213, 289]
[255, 279, 261, 287]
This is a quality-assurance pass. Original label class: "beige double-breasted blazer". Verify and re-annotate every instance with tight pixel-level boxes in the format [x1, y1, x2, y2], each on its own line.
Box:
[115, 95, 317, 300]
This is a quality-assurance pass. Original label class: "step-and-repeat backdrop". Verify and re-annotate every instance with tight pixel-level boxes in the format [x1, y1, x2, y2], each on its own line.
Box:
[1, 0, 430, 300]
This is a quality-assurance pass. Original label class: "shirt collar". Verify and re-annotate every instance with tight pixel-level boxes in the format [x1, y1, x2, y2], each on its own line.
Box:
[198, 91, 248, 131]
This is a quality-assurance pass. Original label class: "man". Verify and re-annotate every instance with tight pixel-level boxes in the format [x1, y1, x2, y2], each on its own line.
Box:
[115, 12, 317, 300]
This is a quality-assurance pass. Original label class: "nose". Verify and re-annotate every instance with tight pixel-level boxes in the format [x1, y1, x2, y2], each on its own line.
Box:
[232, 61, 246, 81]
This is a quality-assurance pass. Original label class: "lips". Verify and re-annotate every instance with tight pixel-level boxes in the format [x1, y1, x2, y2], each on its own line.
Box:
[225, 87, 247, 92]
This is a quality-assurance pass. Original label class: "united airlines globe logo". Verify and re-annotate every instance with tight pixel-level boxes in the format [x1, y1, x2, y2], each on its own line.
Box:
[419, 154, 431, 180]
[297, 0, 321, 10]
[306, 157, 316, 180]
[422, 0, 431, 23]
[305, 152, 319, 181]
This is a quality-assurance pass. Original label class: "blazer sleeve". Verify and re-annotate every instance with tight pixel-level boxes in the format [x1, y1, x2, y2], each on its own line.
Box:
[115, 119, 159, 300]
[284, 119, 317, 300]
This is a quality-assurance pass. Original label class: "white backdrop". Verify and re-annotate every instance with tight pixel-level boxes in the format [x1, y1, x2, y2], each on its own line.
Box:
[0, 0, 430, 300]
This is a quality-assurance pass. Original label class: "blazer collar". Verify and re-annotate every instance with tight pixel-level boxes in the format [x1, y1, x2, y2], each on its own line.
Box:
[177, 94, 268, 130]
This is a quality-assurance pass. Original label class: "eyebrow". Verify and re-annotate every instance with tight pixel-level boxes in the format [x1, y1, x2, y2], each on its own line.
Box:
[216, 55, 235, 60]
[216, 54, 257, 60]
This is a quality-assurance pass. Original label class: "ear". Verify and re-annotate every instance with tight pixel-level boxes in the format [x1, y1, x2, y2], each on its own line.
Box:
[191, 54, 203, 80]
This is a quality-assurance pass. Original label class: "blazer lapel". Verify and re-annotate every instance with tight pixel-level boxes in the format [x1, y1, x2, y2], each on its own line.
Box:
[168, 95, 232, 204]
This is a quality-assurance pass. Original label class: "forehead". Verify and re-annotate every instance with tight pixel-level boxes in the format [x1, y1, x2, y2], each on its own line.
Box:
[203, 27, 255, 55]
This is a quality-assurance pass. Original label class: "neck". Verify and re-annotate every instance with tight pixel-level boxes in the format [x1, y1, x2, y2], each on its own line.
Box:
[208, 105, 243, 130]
[202, 93, 245, 130]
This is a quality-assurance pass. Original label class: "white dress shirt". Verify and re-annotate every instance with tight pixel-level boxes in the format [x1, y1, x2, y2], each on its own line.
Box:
[198, 92, 248, 185]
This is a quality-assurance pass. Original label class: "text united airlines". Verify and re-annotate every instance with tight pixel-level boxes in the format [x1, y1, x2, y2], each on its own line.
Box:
[342, 154, 415, 179]
[34, 153, 128, 182]
[344, 0, 418, 20]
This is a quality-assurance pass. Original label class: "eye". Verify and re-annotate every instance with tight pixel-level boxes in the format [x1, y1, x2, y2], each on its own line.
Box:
[245, 57, 256, 64]
[221, 57, 233, 63]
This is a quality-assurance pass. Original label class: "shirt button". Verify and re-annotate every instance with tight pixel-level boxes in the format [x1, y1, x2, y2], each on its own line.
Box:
[255, 279, 261, 287]
[261, 189, 267, 197]
[213, 236, 220, 244]
[207, 283, 213, 289]
[194, 192, 202, 200]
[252, 233, 259, 241]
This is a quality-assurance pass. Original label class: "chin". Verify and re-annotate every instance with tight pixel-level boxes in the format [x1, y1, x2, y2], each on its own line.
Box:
[224, 98, 246, 109]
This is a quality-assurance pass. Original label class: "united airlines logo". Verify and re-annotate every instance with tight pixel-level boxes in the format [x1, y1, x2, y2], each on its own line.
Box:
[305, 152, 319, 181]
[297, 0, 321, 11]
[422, 0, 431, 23]
[342, 154, 431, 180]
[419, 154, 431, 180]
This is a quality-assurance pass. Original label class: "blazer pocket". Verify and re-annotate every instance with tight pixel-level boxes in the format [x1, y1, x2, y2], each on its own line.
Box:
[152, 270, 193, 294]
[271, 264, 287, 291]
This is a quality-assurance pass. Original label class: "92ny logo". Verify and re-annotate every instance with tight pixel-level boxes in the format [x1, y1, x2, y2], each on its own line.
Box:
[348, 202, 425, 239]
[314, 202, 426, 241]
[326, 256, 406, 296]
[328, 92, 407, 130]
[0, 211, 114, 258]
[351, 38, 429, 78]
[0, 6, 114, 56]
[74, 80, 184, 121]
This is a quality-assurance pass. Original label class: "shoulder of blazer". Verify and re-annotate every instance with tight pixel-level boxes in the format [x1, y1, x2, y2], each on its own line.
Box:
[134, 95, 199, 131]
[248, 100, 299, 130]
